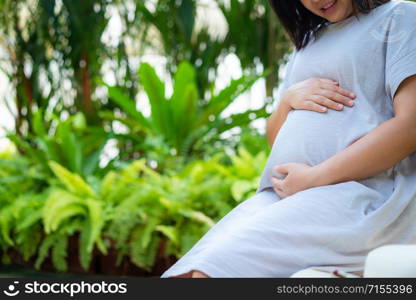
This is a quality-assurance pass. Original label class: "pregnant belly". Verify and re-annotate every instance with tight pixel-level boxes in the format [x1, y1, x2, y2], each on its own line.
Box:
[257, 107, 382, 193]
[270, 109, 344, 167]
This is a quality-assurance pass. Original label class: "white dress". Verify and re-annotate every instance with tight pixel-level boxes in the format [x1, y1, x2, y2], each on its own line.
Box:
[161, 0, 416, 278]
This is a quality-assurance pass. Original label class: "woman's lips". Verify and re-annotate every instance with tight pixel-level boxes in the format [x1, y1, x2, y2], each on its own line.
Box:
[321, 0, 337, 14]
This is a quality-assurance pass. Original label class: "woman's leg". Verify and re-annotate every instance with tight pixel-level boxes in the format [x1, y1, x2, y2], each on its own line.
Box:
[161, 189, 279, 278]
[165, 183, 373, 278]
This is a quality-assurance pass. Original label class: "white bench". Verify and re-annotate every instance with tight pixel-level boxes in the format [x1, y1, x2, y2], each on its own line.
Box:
[290, 244, 416, 278]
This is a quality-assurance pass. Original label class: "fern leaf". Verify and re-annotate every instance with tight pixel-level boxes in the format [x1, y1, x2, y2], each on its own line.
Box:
[35, 234, 56, 270]
[48, 161, 95, 197]
[51, 235, 68, 272]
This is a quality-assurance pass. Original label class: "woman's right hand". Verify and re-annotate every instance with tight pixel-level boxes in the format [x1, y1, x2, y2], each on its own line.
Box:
[281, 78, 356, 113]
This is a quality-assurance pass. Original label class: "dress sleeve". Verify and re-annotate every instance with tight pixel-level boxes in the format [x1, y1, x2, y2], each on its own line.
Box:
[272, 50, 297, 110]
[385, 5, 416, 101]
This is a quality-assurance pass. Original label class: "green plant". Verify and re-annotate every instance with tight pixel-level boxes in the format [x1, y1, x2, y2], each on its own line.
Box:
[7, 111, 112, 179]
[0, 143, 268, 273]
[38, 161, 109, 271]
[105, 147, 267, 268]
[102, 61, 268, 168]
[0, 151, 47, 265]
[135, 0, 224, 96]
[217, 0, 292, 97]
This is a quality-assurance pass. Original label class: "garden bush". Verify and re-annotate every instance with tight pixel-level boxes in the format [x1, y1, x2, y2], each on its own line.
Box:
[0, 144, 267, 275]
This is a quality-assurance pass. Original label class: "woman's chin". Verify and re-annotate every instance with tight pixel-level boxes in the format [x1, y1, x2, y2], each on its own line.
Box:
[324, 10, 354, 23]
[324, 15, 344, 22]
[324, 16, 346, 23]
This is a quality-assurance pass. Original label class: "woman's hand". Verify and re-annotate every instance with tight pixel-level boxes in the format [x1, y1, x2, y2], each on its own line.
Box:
[271, 163, 320, 198]
[281, 78, 356, 113]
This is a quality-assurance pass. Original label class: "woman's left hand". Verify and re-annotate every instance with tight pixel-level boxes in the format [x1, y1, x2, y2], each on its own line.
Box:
[271, 163, 319, 198]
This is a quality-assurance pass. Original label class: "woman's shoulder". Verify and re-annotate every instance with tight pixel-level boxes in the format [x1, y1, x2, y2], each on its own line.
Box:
[368, 1, 416, 31]
[376, 0, 416, 10]
[373, 0, 416, 19]
[394, 0, 416, 18]
[393, 0, 416, 9]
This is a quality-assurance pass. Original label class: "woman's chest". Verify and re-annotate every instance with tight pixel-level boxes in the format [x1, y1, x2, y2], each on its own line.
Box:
[288, 26, 386, 87]
[287, 23, 394, 119]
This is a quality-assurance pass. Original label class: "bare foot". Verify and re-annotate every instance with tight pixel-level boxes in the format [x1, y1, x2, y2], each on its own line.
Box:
[169, 270, 194, 278]
[191, 270, 210, 278]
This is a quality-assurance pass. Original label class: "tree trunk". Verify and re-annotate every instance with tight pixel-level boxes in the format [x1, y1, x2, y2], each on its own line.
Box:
[80, 52, 94, 118]
[266, 9, 278, 100]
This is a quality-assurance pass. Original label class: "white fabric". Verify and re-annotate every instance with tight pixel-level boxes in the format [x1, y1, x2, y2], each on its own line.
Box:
[161, 1, 416, 278]
[364, 244, 416, 277]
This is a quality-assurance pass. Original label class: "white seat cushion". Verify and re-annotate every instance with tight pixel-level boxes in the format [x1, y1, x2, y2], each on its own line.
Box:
[364, 244, 416, 277]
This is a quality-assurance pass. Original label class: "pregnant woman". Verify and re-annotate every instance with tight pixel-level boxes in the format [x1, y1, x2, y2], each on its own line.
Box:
[161, 0, 416, 278]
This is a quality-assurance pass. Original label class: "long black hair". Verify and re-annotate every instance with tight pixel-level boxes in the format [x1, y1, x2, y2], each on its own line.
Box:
[269, 0, 391, 50]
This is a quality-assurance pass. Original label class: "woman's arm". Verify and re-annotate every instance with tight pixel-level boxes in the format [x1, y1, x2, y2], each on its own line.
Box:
[311, 75, 416, 187]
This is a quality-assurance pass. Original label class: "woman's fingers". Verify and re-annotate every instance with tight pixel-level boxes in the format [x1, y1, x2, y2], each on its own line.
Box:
[272, 178, 286, 198]
[288, 78, 356, 113]
[318, 89, 355, 108]
[309, 96, 342, 111]
[324, 84, 356, 99]
[305, 100, 328, 113]
[318, 78, 339, 85]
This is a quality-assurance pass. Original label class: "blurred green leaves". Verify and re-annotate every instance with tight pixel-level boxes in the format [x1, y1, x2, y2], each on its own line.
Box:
[0, 0, 289, 275]
[0, 0, 289, 177]
[103, 61, 268, 167]
[7, 111, 111, 178]
[0, 145, 267, 272]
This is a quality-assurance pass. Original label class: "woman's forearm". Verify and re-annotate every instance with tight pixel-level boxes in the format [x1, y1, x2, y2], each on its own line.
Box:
[311, 116, 416, 187]
[266, 100, 292, 147]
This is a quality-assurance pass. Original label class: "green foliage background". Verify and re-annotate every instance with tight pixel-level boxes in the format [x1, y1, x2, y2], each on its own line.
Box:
[0, 0, 292, 274]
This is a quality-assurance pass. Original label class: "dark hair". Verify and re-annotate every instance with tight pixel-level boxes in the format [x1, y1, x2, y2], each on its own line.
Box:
[269, 0, 391, 50]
